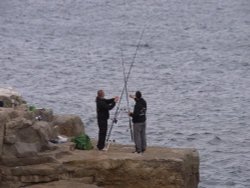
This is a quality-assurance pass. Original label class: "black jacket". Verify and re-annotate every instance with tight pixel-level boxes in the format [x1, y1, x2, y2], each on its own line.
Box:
[96, 97, 116, 120]
[131, 98, 147, 123]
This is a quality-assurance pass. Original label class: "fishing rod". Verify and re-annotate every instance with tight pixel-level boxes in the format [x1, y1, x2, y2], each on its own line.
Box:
[121, 48, 134, 141]
[105, 26, 146, 150]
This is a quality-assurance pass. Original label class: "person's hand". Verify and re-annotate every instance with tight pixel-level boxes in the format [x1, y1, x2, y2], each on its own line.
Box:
[114, 96, 119, 103]
[129, 94, 135, 99]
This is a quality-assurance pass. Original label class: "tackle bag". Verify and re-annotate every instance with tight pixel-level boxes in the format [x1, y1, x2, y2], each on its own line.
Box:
[72, 133, 93, 150]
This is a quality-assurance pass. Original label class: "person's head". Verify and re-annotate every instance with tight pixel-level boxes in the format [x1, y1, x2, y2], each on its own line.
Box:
[97, 90, 105, 98]
[135, 91, 142, 99]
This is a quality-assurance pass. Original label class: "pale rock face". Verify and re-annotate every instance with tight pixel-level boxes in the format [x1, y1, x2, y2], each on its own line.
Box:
[52, 115, 85, 137]
[0, 87, 26, 108]
[0, 87, 21, 97]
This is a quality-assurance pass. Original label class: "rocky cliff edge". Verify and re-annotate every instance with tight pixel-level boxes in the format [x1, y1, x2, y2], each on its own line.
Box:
[0, 88, 199, 188]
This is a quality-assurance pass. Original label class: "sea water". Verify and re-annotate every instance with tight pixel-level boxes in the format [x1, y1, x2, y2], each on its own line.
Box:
[0, 0, 250, 187]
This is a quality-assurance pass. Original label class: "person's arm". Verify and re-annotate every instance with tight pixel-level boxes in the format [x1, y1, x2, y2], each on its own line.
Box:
[106, 96, 119, 110]
[97, 99, 113, 111]
[106, 96, 119, 103]
[129, 94, 135, 99]
[105, 98, 115, 103]
[107, 99, 116, 110]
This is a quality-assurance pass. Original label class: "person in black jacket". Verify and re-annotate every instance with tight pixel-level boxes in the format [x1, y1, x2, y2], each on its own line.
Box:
[129, 91, 147, 154]
[96, 90, 119, 150]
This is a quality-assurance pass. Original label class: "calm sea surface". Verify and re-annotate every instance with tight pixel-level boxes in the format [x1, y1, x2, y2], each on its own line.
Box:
[1, 0, 250, 187]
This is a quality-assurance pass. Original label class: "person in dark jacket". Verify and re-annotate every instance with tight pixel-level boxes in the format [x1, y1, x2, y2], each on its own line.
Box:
[129, 91, 147, 154]
[96, 90, 119, 150]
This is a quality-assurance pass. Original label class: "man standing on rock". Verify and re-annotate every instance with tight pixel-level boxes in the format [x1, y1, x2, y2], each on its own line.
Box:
[129, 91, 147, 154]
[96, 89, 119, 150]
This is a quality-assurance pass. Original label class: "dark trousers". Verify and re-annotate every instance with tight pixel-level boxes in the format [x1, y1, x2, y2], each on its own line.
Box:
[97, 119, 108, 150]
[133, 122, 147, 153]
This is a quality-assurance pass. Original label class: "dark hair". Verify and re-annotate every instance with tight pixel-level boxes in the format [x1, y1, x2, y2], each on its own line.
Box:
[135, 91, 142, 98]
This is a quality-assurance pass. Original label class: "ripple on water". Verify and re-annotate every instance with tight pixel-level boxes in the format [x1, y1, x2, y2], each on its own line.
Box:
[1, 0, 250, 188]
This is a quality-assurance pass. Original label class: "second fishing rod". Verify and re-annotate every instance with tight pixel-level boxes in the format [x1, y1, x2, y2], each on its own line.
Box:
[105, 26, 147, 150]
[121, 48, 134, 142]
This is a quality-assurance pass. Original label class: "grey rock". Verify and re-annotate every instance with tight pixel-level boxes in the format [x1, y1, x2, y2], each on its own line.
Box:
[52, 115, 85, 137]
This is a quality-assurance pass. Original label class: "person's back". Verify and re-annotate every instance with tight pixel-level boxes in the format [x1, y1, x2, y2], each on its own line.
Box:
[132, 97, 147, 123]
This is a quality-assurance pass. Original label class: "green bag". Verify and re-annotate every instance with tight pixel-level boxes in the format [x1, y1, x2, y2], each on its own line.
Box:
[72, 134, 93, 150]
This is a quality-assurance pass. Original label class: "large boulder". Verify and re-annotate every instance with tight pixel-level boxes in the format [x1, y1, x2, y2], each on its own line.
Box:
[0, 109, 48, 160]
[52, 115, 85, 137]
[1, 111, 51, 158]
[0, 107, 86, 167]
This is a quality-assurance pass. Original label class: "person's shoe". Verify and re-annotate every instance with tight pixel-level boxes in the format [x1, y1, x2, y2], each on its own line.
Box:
[97, 147, 106, 151]
[135, 152, 143, 156]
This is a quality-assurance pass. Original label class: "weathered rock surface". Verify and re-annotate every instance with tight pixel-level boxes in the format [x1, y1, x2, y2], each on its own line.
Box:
[0, 142, 199, 188]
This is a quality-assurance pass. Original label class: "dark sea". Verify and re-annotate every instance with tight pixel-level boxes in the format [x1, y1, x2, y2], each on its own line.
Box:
[1, 0, 250, 187]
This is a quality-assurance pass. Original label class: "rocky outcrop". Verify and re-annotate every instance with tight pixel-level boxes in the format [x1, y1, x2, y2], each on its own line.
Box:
[0, 87, 26, 108]
[0, 107, 85, 166]
[0, 88, 199, 188]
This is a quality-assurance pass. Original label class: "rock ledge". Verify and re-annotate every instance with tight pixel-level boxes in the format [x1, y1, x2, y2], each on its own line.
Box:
[1, 142, 199, 188]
